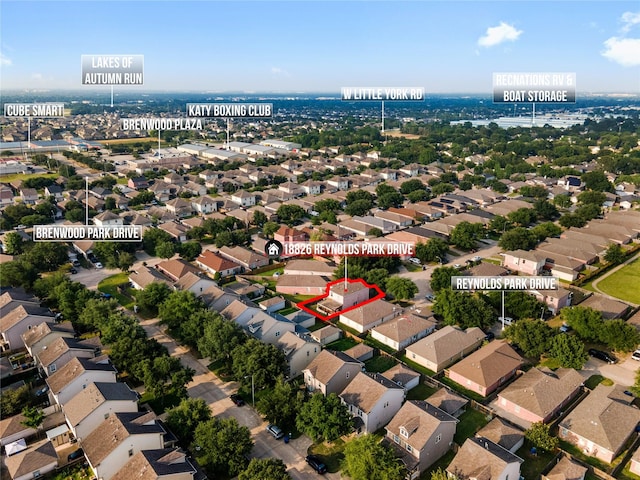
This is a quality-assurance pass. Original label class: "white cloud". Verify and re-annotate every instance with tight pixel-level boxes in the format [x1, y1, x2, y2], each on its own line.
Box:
[0, 53, 12, 66]
[602, 37, 640, 67]
[478, 22, 523, 48]
[271, 66, 290, 77]
[621, 11, 640, 32]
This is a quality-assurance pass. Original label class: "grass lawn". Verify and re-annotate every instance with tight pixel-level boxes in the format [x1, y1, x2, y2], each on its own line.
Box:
[597, 258, 640, 304]
[420, 449, 456, 479]
[538, 356, 563, 370]
[49, 463, 94, 480]
[363, 334, 397, 355]
[439, 377, 486, 403]
[453, 408, 490, 445]
[308, 439, 346, 474]
[139, 391, 182, 414]
[254, 266, 284, 277]
[406, 383, 438, 401]
[0, 172, 58, 183]
[97, 272, 136, 309]
[584, 374, 614, 390]
[398, 355, 436, 377]
[208, 359, 234, 381]
[559, 440, 611, 472]
[278, 307, 298, 316]
[620, 464, 640, 480]
[326, 337, 358, 351]
[307, 321, 328, 332]
[516, 441, 556, 480]
[364, 355, 398, 373]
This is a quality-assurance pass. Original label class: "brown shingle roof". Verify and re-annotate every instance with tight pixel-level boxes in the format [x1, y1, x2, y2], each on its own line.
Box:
[339, 371, 403, 413]
[371, 314, 436, 343]
[46, 356, 116, 395]
[447, 437, 523, 480]
[21, 321, 74, 349]
[113, 449, 196, 480]
[63, 382, 137, 427]
[5, 440, 57, 479]
[543, 455, 588, 480]
[196, 250, 240, 272]
[304, 350, 362, 385]
[386, 400, 457, 451]
[381, 364, 420, 388]
[448, 340, 522, 390]
[340, 299, 398, 327]
[477, 418, 524, 452]
[426, 388, 469, 416]
[406, 326, 485, 367]
[37, 336, 102, 369]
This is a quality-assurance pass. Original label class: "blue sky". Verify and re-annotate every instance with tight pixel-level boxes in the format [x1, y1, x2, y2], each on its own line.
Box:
[1, 1, 638, 93]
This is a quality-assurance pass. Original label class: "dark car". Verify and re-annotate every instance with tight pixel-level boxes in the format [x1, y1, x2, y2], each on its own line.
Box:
[484, 331, 495, 341]
[69, 267, 77, 274]
[588, 349, 616, 364]
[67, 448, 84, 462]
[306, 455, 328, 474]
[230, 394, 245, 406]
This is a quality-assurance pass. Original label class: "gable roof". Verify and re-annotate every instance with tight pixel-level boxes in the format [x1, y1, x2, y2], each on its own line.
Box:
[304, 349, 362, 385]
[477, 418, 524, 452]
[386, 400, 458, 451]
[448, 340, 522, 389]
[5, 440, 57, 479]
[447, 437, 523, 480]
[406, 326, 485, 366]
[83, 412, 165, 466]
[1, 304, 53, 331]
[37, 336, 102, 368]
[156, 259, 201, 281]
[371, 314, 436, 343]
[559, 384, 640, 453]
[426, 388, 469, 416]
[498, 368, 583, 418]
[196, 250, 241, 272]
[340, 299, 398, 327]
[543, 455, 588, 480]
[46, 356, 117, 394]
[21, 321, 75, 349]
[339, 371, 403, 413]
[114, 448, 197, 480]
[0, 413, 34, 440]
[64, 382, 138, 427]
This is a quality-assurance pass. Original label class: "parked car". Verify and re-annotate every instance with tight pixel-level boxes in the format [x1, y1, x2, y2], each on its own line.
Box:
[266, 424, 284, 439]
[72, 260, 81, 267]
[472, 256, 482, 262]
[559, 323, 571, 333]
[632, 350, 640, 361]
[484, 331, 495, 341]
[408, 257, 421, 265]
[67, 448, 84, 462]
[425, 293, 435, 302]
[230, 394, 245, 406]
[95, 262, 103, 269]
[588, 349, 616, 364]
[69, 267, 77, 274]
[306, 455, 328, 474]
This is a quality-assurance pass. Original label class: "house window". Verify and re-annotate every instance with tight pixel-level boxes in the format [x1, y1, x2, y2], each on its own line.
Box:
[104, 413, 109, 419]
[400, 427, 408, 438]
[393, 435, 400, 444]
[406, 444, 412, 453]
[435, 433, 442, 444]
[33, 471, 41, 478]
[307, 351, 310, 356]
[128, 449, 134, 457]
[49, 364, 56, 373]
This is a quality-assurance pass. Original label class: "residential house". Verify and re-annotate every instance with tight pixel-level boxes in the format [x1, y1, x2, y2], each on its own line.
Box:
[93, 211, 123, 226]
[405, 326, 485, 373]
[47, 356, 118, 406]
[172, 272, 217, 296]
[529, 287, 573, 315]
[21, 321, 75, 358]
[541, 455, 588, 480]
[276, 274, 330, 296]
[158, 221, 189, 242]
[559, 384, 640, 463]
[630, 448, 640, 477]
[495, 368, 583, 428]
[326, 177, 350, 190]
[155, 259, 201, 282]
[317, 280, 371, 317]
[579, 294, 630, 319]
[5, 440, 58, 480]
[218, 245, 269, 271]
[339, 371, 405, 434]
[371, 314, 437, 351]
[231, 190, 256, 207]
[385, 400, 458, 479]
[45, 184, 63, 201]
[195, 250, 242, 278]
[244, 312, 296, 344]
[19, 188, 38, 204]
[447, 340, 523, 398]
[0, 185, 14, 205]
[283, 259, 334, 276]
[191, 195, 218, 215]
[128, 177, 149, 190]
[339, 299, 400, 334]
[63, 382, 138, 441]
[113, 449, 197, 480]
[1, 304, 54, 352]
[303, 350, 363, 396]
[276, 331, 321, 378]
[129, 265, 173, 290]
[477, 418, 525, 454]
[37, 336, 103, 376]
[447, 437, 523, 480]
[82, 412, 167, 480]
[0, 414, 36, 447]
[219, 300, 261, 325]
[165, 198, 193, 218]
[502, 250, 545, 276]
[259, 296, 286, 313]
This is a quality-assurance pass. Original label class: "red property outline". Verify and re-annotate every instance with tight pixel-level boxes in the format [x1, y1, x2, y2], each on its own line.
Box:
[296, 277, 385, 322]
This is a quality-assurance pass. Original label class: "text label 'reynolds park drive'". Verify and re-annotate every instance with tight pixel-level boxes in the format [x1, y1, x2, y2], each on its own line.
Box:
[186, 103, 273, 118]
[493, 72, 576, 104]
[341, 87, 425, 101]
[282, 242, 415, 257]
[451, 276, 559, 291]
[33, 225, 143, 242]
[81, 55, 144, 85]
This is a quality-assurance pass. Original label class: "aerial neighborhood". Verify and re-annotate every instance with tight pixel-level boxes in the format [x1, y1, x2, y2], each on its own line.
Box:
[1, 92, 640, 480]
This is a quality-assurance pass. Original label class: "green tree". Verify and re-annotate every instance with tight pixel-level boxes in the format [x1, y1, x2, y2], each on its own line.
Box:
[0, 260, 38, 289]
[1, 384, 32, 417]
[198, 314, 247, 366]
[22, 242, 68, 272]
[603, 243, 625, 265]
[601, 319, 640, 352]
[547, 334, 588, 369]
[231, 339, 288, 391]
[367, 227, 383, 237]
[533, 199, 559, 220]
[414, 238, 449, 264]
[239, 459, 290, 480]
[530, 222, 562, 242]
[156, 241, 176, 259]
[433, 289, 495, 330]
[577, 190, 606, 205]
[194, 417, 253, 477]
[256, 376, 305, 431]
[142, 355, 195, 406]
[385, 276, 418, 300]
[165, 398, 213, 446]
[142, 228, 173, 255]
[432, 468, 455, 480]
[503, 319, 555, 358]
[3, 231, 26, 255]
[344, 199, 373, 216]
[407, 189, 430, 203]
[449, 222, 484, 250]
[430, 267, 458, 293]
[553, 194, 572, 208]
[21, 406, 45, 438]
[296, 392, 353, 442]
[117, 251, 136, 272]
[631, 369, 640, 397]
[582, 171, 613, 192]
[178, 241, 202, 261]
[561, 306, 604, 343]
[525, 422, 559, 452]
[341, 434, 404, 480]
[158, 290, 205, 332]
[263, 221, 280, 238]
[377, 191, 404, 209]
[276, 204, 305, 225]
[400, 179, 426, 194]
[137, 282, 172, 315]
[498, 227, 538, 251]
[252, 210, 268, 227]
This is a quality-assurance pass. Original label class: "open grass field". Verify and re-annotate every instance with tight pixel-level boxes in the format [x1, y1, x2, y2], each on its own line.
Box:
[0, 172, 58, 183]
[596, 258, 640, 304]
[97, 272, 136, 309]
[96, 137, 159, 144]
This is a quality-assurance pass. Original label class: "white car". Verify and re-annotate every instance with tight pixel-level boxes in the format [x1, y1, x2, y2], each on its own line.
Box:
[632, 350, 640, 361]
[95, 262, 103, 269]
[472, 256, 482, 262]
[408, 257, 422, 265]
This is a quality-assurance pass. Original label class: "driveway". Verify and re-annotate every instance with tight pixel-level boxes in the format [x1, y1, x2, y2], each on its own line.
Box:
[580, 356, 637, 387]
[71, 265, 116, 290]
